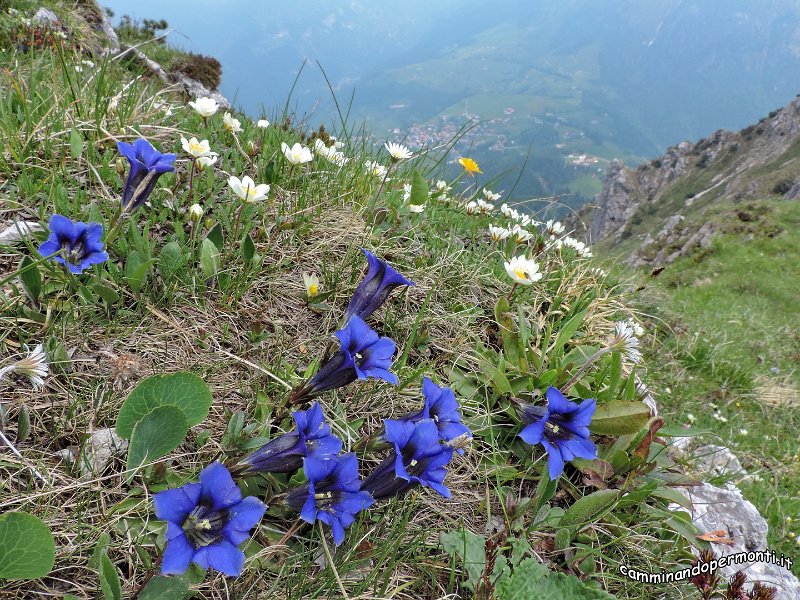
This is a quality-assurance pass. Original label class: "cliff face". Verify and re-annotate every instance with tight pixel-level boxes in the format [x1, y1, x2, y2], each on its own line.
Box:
[585, 96, 800, 263]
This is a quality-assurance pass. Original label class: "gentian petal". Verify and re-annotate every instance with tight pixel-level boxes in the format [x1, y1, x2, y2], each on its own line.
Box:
[199, 462, 242, 510]
[519, 419, 547, 445]
[192, 540, 246, 577]
[153, 483, 202, 523]
[541, 438, 565, 480]
[160, 529, 194, 575]
[545, 386, 575, 415]
[48, 214, 75, 241]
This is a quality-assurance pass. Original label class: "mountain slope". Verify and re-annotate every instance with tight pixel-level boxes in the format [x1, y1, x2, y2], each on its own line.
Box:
[580, 95, 800, 265]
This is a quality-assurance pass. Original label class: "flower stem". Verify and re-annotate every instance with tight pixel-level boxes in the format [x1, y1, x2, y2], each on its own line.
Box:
[507, 282, 518, 301]
[561, 347, 611, 392]
[188, 158, 196, 203]
[373, 163, 393, 206]
[232, 202, 245, 255]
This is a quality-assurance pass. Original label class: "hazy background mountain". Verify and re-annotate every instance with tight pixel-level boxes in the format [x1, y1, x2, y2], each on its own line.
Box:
[104, 0, 800, 209]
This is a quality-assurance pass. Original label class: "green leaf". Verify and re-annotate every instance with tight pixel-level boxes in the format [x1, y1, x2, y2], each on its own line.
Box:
[409, 170, 429, 206]
[99, 552, 122, 600]
[92, 282, 119, 304]
[531, 571, 616, 599]
[495, 558, 549, 599]
[116, 372, 212, 439]
[158, 241, 185, 281]
[70, 127, 83, 159]
[126, 406, 188, 471]
[125, 251, 152, 293]
[658, 425, 712, 437]
[495, 297, 522, 369]
[552, 309, 587, 357]
[440, 528, 486, 591]
[200, 238, 220, 279]
[0, 512, 55, 579]
[16, 404, 30, 443]
[242, 234, 256, 262]
[89, 532, 111, 570]
[559, 489, 618, 527]
[19, 256, 42, 302]
[589, 401, 651, 436]
[606, 351, 622, 400]
[206, 223, 224, 251]
[137, 575, 192, 600]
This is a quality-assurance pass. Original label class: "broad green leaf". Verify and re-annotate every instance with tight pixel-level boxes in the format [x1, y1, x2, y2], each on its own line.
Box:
[495, 297, 522, 369]
[125, 251, 152, 293]
[494, 558, 549, 599]
[0, 512, 55, 579]
[16, 404, 30, 443]
[89, 532, 111, 570]
[658, 425, 712, 437]
[19, 256, 41, 302]
[99, 552, 122, 600]
[116, 372, 212, 439]
[409, 170, 429, 207]
[606, 351, 622, 400]
[92, 282, 119, 304]
[200, 238, 220, 279]
[529, 571, 616, 599]
[206, 223, 224, 251]
[554, 527, 572, 551]
[589, 401, 651, 436]
[440, 528, 486, 591]
[126, 406, 188, 471]
[242, 234, 256, 262]
[158, 241, 185, 281]
[70, 127, 83, 159]
[559, 489, 618, 527]
[137, 575, 192, 600]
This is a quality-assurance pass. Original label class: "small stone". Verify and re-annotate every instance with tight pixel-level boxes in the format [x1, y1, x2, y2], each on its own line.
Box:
[78, 428, 128, 478]
[32, 8, 60, 27]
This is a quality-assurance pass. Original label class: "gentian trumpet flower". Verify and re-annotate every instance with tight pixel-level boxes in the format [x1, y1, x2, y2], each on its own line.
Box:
[362, 419, 454, 500]
[517, 386, 597, 480]
[237, 402, 341, 475]
[153, 462, 266, 576]
[117, 138, 176, 212]
[344, 249, 414, 322]
[291, 316, 398, 403]
[38, 214, 108, 273]
[286, 453, 374, 545]
[396, 377, 471, 452]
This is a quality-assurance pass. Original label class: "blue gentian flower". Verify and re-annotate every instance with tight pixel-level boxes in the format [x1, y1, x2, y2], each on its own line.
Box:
[294, 316, 398, 401]
[38, 214, 108, 273]
[153, 462, 266, 577]
[286, 453, 374, 546]
[518, 386, 598, 480]
[398, 377, 471, 450]
[344, 249, 414, 322]
[362, 419, 454, 501]
[238, 402, 342, 474]
[117, 138, 176, 211]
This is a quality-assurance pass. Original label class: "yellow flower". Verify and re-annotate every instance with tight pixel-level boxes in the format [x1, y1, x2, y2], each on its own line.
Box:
[458, 157, 482, 176]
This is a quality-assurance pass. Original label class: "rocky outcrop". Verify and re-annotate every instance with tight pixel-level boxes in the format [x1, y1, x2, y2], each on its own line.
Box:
[587, 96, 800, 252]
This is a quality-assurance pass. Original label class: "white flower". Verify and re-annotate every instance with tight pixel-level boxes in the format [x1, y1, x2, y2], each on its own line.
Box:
[409, 204, 425, 213]
[223, 112, 243, 133]
[611, 321, 642, 364]
[589, 267, 607, 277]
[228, 175, 270, 203]
[189, 97, 219, 118]
[504, 256, 543, 285]
[281, 142, 313, 165]
[365, 160, 388, 179]
[314, 139, 338, 160]
[511, 224, 534, 243]
[627, 318, 645, 337]
[500, 203, 532, 226]
[0, 344, 49, 389]
[181, 137, 216, 159]
[303, 273, 320, 298]
[329, 136, 344, 148]
[74, 65, 83, 73]
[330, 152, 349, 166]
[483, 188, 501, 201]
[712, 412, 728, 423]
[257, 119, 270, 129]
[196, 155, 218, 170]
[384, 142, 413, 161]
[435, 180, 451, 193]
[546, 220, 565, 236]
[686, 413, 696, 424]
[476, 199, 494, 214]
[739, 428, 749, 435]
[562, 236, 592, 257]
[464, 201, 479, 215]
[189, 204, 204, 222]
[403, 183, 413, 201]
[489, 225, 511, 241]
[82, 59, 95, 68]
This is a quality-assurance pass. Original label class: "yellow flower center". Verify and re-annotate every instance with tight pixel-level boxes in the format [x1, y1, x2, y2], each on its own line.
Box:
[308, 284, 319, 296]
[189, 141, 205, 154]
[244, 186, 258, 200]
[514, 268, 528, 280]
